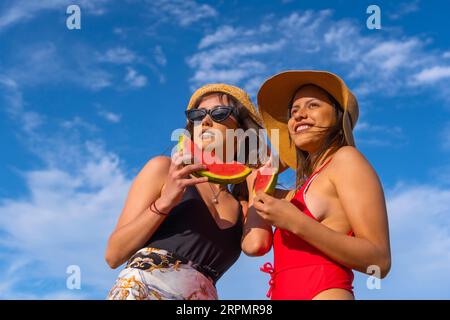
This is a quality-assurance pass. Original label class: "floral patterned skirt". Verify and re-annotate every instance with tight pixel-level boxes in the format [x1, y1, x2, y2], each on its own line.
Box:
[106, 247, 218, 300]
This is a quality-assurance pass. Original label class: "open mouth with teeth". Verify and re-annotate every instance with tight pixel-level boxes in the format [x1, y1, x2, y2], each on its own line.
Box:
[294, 124, 313, 133]
[200, 131, 215, 140]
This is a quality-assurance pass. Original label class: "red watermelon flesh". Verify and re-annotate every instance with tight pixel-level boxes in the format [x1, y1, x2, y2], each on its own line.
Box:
[177, 134, 251, 184]
[253, 165, 278, 196]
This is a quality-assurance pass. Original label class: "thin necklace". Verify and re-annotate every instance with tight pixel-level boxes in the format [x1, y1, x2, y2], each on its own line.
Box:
[208, 183, 226, 204]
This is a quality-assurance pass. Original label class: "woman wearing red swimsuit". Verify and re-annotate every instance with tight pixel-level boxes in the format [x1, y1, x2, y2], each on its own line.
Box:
[241, 70, 391, 300]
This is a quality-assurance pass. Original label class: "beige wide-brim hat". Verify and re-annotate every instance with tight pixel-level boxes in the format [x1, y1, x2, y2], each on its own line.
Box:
[257, 70, 359, 170]
[186, 83, 263, 127]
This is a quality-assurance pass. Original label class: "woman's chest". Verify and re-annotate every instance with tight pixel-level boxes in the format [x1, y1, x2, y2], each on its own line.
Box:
[301, 170, 346, 224]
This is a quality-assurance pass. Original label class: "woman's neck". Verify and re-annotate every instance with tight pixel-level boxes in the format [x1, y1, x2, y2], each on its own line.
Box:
[309, 148, 334, 172]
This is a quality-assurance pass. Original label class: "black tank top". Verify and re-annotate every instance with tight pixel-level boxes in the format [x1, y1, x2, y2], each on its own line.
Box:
[145, 185, 243, 284]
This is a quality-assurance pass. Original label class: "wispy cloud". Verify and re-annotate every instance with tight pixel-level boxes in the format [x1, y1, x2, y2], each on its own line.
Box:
[97, 110, 122, 124]
[3, 42, 112, 91]
[188, 9, 449, 99]
[124, 67, 148, 88]
[2, 42, 163, 92]
[378, 183, 450, 298]
[0, 141, 131, 298]
[355, 122, 407, 147]
[198, 25, 239, 49]
[147, 0, 217, 27]
[154, 46, 167, 66]
[0, 79, 131, 298]
[60, 116, 99, 132]
[412, 66, 450, 84]
[387, 0, 420, 20]
[0, 75, 44, 134]
[0, 0, 112, 31]
[98, 47, 139, 64]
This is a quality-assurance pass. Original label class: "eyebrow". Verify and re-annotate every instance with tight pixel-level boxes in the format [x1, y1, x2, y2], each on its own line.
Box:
[291, 98, 317, 108]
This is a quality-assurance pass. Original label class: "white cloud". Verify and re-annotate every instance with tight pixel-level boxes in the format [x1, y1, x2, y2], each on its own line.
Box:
[388, 0, 420, 20]
[0, 0, 112, 31]
[188, 9, 449, 98]
[3, 42, 166, 91]
[443, 52, 450, 59]
[154, 46, 167, 66]
[187, 36, 284, 93]
[198, 25, 238, 49]
[124, 67, 148, 88]
[0, 82, 132, 298]
[365, 39, 423, 72]
[372, 184, 450, 298]
[60, 116, 99, 132]
[0, 75, 45, 134]
[97, 110, 122, 123]
[98, 47, 138, 64]
[147, 0, 217, 27]
[4, 42, 112, 91]
[354, 121, 407, 147]
[0, 141, 131, 298]
[412, 66, 450, 84]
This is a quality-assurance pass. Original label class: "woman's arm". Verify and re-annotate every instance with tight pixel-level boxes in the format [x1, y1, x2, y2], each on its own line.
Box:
[254, 147, 391, 277]
[104, 156, 170, 269]
[240, 170, 274, 257]
[105, 154, 207, 269]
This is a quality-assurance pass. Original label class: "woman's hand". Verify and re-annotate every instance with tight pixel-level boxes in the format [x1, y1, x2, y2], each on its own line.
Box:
[253, 191, 302, 232]
[158, 151, 208, 212]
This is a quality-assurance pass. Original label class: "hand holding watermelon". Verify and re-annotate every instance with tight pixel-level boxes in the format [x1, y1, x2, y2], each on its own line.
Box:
[252, 155, 279, 197]
[158, 150, 209, 212]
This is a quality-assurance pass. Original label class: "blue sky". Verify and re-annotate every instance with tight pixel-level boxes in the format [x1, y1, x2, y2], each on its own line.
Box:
[0, 0, 449, 299]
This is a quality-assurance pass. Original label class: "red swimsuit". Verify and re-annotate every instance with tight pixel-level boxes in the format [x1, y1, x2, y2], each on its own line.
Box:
[260, 158, 354, 300]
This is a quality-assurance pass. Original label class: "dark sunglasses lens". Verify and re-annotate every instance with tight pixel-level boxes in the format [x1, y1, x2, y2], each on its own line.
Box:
[211, 107, 232, 122]
[187, 109, 206, 122]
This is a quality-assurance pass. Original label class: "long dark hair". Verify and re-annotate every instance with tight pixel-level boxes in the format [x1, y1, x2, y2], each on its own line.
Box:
[186, 92, 265, 202]
[288, 84, 349, 190]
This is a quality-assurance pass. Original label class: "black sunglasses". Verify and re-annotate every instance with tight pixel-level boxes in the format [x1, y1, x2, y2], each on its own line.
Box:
[185, 105, 238, 123]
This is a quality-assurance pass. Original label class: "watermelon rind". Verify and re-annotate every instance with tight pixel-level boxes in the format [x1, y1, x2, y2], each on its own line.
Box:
[177, 134, 252, 184]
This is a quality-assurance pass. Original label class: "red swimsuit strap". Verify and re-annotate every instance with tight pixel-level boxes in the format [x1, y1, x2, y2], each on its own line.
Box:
[299, 157, 334, 192]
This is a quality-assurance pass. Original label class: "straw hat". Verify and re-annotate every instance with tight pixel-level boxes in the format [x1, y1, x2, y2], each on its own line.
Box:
[257, 70, 359, 170]
[186, 83, 286, 170]
[186, 83, 263, 127]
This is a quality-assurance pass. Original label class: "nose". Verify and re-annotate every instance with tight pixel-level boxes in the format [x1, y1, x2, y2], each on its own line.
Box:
[200, 113, 213, 127]
[292, 106, 307, 121]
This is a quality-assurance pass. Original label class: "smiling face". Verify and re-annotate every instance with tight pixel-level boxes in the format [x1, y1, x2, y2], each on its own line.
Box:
[287, 85, 338, 154]
[190, 93, 239, 160]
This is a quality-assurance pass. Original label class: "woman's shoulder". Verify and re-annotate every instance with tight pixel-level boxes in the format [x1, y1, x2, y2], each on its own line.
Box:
[330, 146, 370, 168]
[138, 156, 171, 179]
[332, 145, 364, 160]
[329, 146, 375, 180]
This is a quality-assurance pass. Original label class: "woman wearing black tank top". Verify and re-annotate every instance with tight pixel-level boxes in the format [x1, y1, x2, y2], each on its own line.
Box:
[105, 84, 265, 300]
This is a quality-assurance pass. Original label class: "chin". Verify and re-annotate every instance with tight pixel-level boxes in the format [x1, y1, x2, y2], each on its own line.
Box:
[292, 135, 315, 153]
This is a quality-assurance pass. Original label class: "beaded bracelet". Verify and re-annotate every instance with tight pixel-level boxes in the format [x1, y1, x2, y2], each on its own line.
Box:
[150, 200, 169, 216]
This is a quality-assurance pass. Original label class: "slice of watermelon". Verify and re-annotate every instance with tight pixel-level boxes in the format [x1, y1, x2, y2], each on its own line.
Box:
[253, 164, 278, 196]
[177, 134, 252, 184]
